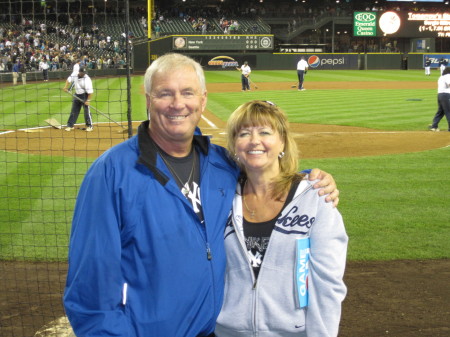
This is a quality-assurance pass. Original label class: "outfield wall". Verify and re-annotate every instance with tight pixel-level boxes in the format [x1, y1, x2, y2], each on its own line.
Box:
[140, 51, 409, 71]
[180, 53, 402, 71]
[134, 40, 441, 71]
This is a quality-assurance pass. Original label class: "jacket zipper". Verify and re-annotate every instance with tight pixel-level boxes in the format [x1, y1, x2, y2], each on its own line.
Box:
[206, 242, 212, 260]
[195, 157, 217, 327]
[232, 212, 258, 333]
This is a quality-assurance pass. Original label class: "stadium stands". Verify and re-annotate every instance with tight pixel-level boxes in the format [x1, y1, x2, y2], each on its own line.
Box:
[155, 17, 270, 36]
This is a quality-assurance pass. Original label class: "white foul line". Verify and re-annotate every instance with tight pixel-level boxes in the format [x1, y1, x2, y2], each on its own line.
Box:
[295, 131, 444, 135]
[201, 115, 218, 129]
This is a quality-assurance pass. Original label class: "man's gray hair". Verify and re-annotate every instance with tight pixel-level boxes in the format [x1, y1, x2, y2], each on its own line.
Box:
[144, 53, 206, 95]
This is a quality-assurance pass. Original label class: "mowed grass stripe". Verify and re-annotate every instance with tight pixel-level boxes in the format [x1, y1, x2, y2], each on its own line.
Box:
[0, 152, 89, 259]
[302, 147, 450, 260]
[206, 69, 438, 84]
[209, 87, 437, 130]
[1, 78, 134, 129]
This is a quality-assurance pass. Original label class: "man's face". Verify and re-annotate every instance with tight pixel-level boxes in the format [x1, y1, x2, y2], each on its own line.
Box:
[147, 66, 207, 148]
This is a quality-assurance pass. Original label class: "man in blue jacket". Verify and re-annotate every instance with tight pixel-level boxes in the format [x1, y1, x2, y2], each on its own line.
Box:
[12, 59, 20, 86]
[63, 53, 339, 337]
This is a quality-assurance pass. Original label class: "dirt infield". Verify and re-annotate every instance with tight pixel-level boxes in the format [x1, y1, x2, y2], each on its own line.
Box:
[1, 81, 450, 336]
[1, 81, 448, 160]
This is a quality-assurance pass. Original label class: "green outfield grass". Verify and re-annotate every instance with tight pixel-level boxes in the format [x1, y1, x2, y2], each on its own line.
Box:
[1, 70, 449, 261]
[205, 69, 439, 83]
[301, 148, 450, 260]
[208, 88, 437, 131]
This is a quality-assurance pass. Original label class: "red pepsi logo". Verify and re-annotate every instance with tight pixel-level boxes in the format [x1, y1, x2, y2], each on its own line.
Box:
[308, 55, 320, 68]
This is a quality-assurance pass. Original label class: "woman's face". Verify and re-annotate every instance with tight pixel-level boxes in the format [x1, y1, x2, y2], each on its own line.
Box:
[234, 124, 284, 176]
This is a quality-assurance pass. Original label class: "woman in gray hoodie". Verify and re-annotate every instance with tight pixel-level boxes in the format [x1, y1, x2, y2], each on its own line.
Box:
[216, 100, 348, 337]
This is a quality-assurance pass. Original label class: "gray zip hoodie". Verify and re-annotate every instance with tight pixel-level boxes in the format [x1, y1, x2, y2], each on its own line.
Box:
[216, 178, 348, 337]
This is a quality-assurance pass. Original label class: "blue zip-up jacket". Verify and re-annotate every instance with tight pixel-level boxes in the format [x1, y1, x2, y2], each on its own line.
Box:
[64, 121, 240, 336]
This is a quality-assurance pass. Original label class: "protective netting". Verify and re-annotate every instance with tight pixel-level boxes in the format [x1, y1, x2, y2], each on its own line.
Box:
[0, 1, 136, 335]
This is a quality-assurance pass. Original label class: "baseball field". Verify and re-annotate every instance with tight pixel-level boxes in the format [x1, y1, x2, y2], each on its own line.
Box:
[1, 69, 449, 336]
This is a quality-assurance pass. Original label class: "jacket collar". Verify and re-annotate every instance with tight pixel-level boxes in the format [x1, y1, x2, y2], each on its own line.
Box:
[136, 120, 210, 184]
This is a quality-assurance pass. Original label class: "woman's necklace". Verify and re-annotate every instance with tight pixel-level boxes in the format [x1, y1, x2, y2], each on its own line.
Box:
[243, 180, 256, 219]
[158, 148, 196, 197]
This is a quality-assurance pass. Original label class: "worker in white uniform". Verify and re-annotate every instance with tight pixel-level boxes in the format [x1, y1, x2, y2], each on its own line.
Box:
[238, 61, 251, 91]
[297, 56, 309, 91]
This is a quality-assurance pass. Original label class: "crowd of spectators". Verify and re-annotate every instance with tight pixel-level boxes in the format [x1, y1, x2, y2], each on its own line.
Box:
[152, 1, 269, 36]
[220, 18, 240, 34]
[1, 0, 449, 75]
[0, 17, 130, 76]
[153, 12, 265, 36]
[0, 0, 148, 77]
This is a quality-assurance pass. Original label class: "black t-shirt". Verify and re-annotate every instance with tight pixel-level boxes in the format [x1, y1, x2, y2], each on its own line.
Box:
[158, 147, 204, 223]
[243, 180, 299, 279]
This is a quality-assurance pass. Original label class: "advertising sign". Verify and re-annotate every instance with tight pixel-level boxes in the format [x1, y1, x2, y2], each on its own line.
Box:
[354, 12, 377, 37]
[354, 11, 450, 38]
[303, 54, 359, 70]
[192, 55, 257, 70]
[423, 54, 450, 67]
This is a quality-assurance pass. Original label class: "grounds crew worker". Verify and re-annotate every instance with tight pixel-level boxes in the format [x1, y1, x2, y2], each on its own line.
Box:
[237, 61, 251, 91]
[63, 67, 94, 132]
[297, 56, 308, 91]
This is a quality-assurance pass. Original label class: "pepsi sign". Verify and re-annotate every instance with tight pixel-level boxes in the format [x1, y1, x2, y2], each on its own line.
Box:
[307, 55, 321, 68]
[306, 55, 352, 69]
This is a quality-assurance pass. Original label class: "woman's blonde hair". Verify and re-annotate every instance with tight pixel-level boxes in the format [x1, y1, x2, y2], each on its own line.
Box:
[226, 100, 303, 199]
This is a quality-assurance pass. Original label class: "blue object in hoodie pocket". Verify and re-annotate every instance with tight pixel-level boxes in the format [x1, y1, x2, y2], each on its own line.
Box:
[295, 237, 310, 309]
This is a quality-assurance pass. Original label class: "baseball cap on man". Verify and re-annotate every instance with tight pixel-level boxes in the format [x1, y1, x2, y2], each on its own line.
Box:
[79, 67, 86, 73]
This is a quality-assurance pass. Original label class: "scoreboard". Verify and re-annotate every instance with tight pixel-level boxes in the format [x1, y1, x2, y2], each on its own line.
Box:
[172, 35, 274, 51]
[354, 11, 450, 38]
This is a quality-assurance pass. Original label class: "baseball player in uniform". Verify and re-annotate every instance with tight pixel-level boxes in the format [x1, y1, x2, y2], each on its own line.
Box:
[238, 61, 251, 91]
[424, 57, 431, 76]
[297, 56, 308, 91]
[429, 66, 450, 132]
[63, 67, 94, 132]
[439, 58, 448, 75]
